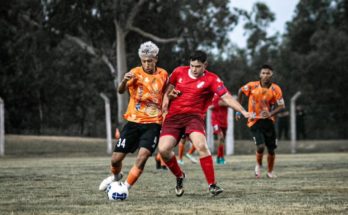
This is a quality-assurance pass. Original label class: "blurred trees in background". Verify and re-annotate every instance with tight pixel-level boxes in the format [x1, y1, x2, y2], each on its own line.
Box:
[0, 0, 347, 138]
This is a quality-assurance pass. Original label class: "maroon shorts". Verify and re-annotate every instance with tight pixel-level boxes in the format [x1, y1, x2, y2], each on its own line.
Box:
[213, 124, 227, 137]
[160, 114, 206, 141]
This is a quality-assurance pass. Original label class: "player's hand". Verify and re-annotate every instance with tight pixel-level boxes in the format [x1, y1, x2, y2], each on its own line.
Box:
[235, 112, 242, 121]
[123, 71, 134, 82]
[260, 110, 271, 119]
[168, 88, 181, 100]
[241, 111, 254, 119]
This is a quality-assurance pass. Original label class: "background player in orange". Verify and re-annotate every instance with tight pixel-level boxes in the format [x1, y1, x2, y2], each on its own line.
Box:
[236, 64, 285, 179]
[209, 94, 228, 165]
[99, 41, 168, 192]
[177, 136, 197, 165]
[159, 51, 251, 197]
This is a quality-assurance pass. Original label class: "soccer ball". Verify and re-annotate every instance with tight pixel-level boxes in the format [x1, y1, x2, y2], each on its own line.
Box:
[106, 181, 129, 201]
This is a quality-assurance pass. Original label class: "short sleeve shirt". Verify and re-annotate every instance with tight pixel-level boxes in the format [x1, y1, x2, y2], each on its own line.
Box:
[166, 66, 227, 119]
[124, 66, 168, 124]
[240, 81, 284, 127]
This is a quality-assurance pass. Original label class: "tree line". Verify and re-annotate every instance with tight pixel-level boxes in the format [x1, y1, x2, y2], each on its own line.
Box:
[0, 0, 347, 139]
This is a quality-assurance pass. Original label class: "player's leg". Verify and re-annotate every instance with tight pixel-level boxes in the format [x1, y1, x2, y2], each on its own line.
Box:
[264, 121, 277, 178]
[158, 135, 185, 196]
[213, 125, 221, 164]
[99, 122, 138, 191]
[189, 131, 223, 196]
[125, 123, 161, 189]
[218, 127, 227, 164]
[250, 121, 266, 179]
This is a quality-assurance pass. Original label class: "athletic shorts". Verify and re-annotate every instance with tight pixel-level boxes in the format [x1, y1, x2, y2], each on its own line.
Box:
[160, 114, 205, 142]
[213, 124, 227, 137]
[114, 121, 161, 154]
[249, 119, 277, 151]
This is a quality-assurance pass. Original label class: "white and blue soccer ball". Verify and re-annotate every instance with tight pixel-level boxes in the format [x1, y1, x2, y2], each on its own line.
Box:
[106, 181, 129, 201]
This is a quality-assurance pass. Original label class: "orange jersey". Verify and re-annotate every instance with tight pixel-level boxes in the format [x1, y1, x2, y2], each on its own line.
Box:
[124, 66, 168, 124]
[240, 81, 284, 127]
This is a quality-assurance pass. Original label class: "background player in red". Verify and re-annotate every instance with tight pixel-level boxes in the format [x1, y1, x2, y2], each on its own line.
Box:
[236, 64, 285, 179]
[209, 94, 228, 164]
[98, 41, 168, 192]
[159, 51, 251, 197]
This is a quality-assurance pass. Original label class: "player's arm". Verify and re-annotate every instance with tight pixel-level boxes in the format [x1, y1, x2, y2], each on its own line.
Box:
[237, 88, 244, 104]
[162, 84, 175, 116]
[118, 71, 134, 94]
[221, 93, 251, 118]
[235, 89, 246, 120]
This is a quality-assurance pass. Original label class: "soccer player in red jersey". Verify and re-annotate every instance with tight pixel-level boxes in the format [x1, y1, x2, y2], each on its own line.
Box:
[236, 64, 285, 179]
[158, 51, 251, 197]
[98, 41, 168, 192]
[210, 94, 228, 164]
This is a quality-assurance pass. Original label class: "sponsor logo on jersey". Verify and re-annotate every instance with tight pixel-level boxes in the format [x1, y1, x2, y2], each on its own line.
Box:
[178, 78, 183, 83]
[197, 81, 205, 88]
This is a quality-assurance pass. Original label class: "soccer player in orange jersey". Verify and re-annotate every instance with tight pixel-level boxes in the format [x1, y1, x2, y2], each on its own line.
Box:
[99, 41, 168, 192]
[236, 64, 285, 179]
[159, 51, 251, 197]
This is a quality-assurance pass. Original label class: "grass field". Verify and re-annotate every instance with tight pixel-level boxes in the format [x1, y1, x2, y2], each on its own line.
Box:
[0, 135, 347, 214]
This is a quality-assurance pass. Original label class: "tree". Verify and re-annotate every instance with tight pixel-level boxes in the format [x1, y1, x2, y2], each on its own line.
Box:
[42, 0, 237, 125]
[278, 0, 348, 138]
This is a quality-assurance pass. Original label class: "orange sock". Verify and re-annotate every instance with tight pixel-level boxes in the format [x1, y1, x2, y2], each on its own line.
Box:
[126, 165, 143, 186]
[256, 152, 263, 166]
[178, 142, 184, 160]
[187, 145, 196, 155]
[267, 154, 276, 172]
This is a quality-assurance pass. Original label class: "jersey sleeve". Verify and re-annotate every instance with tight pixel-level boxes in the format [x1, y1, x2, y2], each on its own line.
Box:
[126, 68, 138, 86]
[274, 85, 285, 106]
[210, 75, 227, 97]
[240, 82, 253, 96]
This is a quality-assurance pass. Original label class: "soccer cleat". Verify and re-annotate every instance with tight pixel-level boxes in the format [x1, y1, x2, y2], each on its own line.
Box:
[178, 159, 184, 165]
[255, 164, 261, 179]
[98, 173, 123, 191]
[219, 157, 226, 164]
[209, 184, 224, 196]
[266, 172, 277, 179]
[175, 173, 186, 197]
[185, 153, 198, 163]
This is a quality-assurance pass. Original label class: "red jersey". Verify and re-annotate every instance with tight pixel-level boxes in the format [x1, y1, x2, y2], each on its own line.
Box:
[211, 94, 228, 128]
[166, 66, 227, 118]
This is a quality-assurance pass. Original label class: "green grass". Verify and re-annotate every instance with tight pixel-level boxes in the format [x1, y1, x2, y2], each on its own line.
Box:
[0, 136, 347, 214]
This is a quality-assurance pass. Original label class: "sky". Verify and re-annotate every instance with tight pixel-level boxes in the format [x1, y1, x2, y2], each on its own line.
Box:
[229, 0, 299, 48]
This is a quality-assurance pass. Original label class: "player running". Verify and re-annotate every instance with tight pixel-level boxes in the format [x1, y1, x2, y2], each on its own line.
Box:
[99, 41, 168, 192]
[158, 51, 251, 197]
[236, 64, 285, 179]
[210, 94, 228, 164]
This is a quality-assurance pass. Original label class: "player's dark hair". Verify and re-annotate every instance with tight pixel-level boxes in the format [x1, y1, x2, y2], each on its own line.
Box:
[261, 64, 273, 71]
[189, 51, 207, 63]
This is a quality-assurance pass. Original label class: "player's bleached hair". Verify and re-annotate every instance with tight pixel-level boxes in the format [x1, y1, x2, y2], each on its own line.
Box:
[138, 41, 159, 58]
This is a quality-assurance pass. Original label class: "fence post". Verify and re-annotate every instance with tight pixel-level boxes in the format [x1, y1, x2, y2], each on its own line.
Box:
[100, 93, 112, 154]
[0, 98, 4, 156]
[225, 107, 235, 155]
[206, 108, 214, 153]
[290, 91, 301, 154]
